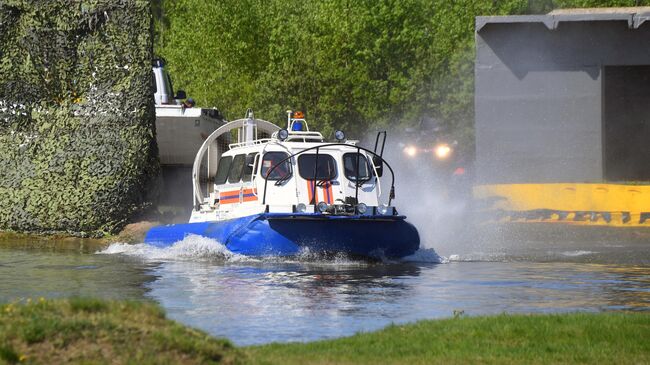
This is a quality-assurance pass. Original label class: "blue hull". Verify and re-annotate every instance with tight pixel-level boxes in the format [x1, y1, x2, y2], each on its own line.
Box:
[144, 213, 420, 259]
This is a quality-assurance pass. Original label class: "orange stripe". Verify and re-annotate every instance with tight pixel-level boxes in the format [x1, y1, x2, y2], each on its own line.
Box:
[306, 181, 336, 204]
[317, 181, 332, 204]
[220, 188, 258, 204]
[306, 181, 315, 203]
[242, 193, 257, 202]
[327, 182, 334, 204]
[220, 190, 240, 204]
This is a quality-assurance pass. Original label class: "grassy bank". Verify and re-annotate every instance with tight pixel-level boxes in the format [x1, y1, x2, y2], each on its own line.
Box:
[0, 299, 240, 364]
[1, 299, 648, 365]
[248, 312, 650, 365]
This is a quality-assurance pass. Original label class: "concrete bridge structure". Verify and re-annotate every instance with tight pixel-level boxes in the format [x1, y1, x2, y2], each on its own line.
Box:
[474, 7, 650, 226]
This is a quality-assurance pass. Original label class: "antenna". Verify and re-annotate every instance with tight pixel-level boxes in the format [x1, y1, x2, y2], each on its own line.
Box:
[286, 110, 292, 129]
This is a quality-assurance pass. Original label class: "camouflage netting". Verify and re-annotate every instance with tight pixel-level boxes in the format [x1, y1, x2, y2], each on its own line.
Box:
[0, 0, 158, 236]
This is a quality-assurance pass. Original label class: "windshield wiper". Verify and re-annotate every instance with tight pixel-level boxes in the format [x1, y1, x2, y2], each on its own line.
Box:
[274, 174, 291, 186]
[316, 179, 333, 187]
[355, 176, 371, 187]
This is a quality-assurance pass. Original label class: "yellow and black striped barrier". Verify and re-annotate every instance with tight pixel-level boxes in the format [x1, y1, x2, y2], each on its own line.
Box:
[473, 184, 650, 227]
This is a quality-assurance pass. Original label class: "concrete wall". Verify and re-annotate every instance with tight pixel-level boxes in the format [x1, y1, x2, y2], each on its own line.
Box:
[475, 20, 650, 184]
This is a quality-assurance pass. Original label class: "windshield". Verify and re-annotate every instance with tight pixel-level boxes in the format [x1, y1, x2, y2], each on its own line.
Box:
[228, 154, 246, 183]
[261, 152, 292, 180]
[241, 153, 258, 181]
[214, 156, 233, 185]
[298, 154, 337, 180]
[343, 153, 371, 181]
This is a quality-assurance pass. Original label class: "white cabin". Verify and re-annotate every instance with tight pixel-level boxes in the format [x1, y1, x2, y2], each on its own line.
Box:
[190, 110, 389, 223]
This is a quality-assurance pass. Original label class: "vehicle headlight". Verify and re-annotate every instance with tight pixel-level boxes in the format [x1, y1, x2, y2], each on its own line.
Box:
[357, 203, 367, 214]
[317, 201, 328, 213]
[295, 203, 307, 213]
[434, 143, 451, 160]
[335, 130, 345, 141]
[377, 204, 389, 215]
[278, 129, 289, 141]
[403, 146, 417, 157]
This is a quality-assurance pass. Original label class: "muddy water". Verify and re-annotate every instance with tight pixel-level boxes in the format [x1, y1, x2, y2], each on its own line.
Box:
[1, 229, 648, 346]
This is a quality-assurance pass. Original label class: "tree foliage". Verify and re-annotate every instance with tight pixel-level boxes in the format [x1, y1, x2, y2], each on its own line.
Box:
[155, 0, 649, 149]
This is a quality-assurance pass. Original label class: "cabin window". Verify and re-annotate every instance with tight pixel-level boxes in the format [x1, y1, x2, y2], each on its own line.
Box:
[214, 156, 233, 185]
[165, 72, 175, 97]
[241, 153, 259, 182]
[343, 153, 372, 182]
[261, 152, 292, 180]
[228, 154, 246, 183]
[298, 154, 337, 181]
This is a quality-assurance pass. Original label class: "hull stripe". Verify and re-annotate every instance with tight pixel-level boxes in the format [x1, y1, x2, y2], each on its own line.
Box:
[220, 188, 258, 204]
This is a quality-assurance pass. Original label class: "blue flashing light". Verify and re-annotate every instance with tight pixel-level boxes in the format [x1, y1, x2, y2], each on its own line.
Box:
[292, 121, 303, 131]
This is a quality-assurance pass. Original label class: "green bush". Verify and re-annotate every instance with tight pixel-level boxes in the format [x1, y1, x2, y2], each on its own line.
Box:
[0, 0, 158, 236]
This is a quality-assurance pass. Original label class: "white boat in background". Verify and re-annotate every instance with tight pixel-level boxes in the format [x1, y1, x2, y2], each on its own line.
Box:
[153, 58, 226, 166]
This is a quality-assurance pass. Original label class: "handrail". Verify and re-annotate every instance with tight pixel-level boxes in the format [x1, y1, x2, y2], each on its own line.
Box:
[250, 153, 260, 196]
[285, 131, 322, 137]
[261, 142, 396, 206]
[284, 131, 324, 142]
[228, 138, 273, 149]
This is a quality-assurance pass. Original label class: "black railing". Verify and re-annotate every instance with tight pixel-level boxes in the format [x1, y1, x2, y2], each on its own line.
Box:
[261, 143, 396, 207]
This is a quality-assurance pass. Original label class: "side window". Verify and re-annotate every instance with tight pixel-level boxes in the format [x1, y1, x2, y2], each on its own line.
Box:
[261, 152, 292, 180]
[298, 154, 337, 180]
[343, 153, 371, 181]
[252, 154, 259, 176]
[214, 156, 233, 185]
[228, 154, 246, 183]
[241, 153, 259, 182]
[165, 72, 174, 96]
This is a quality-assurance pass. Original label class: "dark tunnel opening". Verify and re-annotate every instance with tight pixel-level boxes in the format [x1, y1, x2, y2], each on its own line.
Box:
[603, 65, 650, 182]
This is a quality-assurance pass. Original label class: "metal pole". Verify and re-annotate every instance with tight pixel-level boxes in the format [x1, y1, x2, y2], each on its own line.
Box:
[354, 147, 360, 206]
[312, 147, 319, 204]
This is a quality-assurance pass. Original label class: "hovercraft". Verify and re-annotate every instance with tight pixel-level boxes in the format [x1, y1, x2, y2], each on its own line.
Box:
[144, 109, 420, 259]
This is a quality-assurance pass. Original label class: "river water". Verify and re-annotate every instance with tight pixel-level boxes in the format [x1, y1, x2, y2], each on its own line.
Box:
[1, 225, 649, 346]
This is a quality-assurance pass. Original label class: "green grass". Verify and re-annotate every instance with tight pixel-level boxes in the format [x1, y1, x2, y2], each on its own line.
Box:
[247, 312, 650, 365]
[1, 299, 648, 365]
[0, 298, 241, 365]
